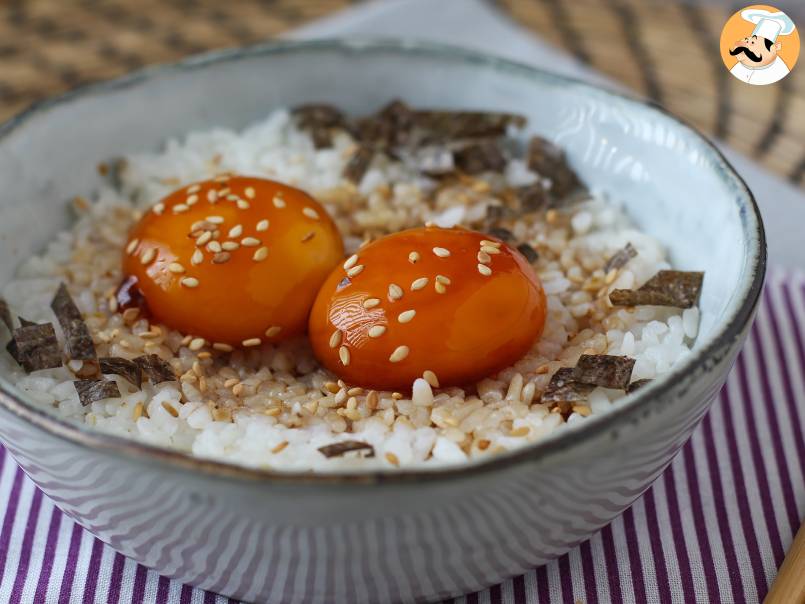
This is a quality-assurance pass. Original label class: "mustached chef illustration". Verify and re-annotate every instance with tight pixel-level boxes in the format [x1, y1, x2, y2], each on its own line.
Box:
[728, 9, 796, 85]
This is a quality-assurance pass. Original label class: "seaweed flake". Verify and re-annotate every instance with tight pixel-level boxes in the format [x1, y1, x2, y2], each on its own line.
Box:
[516, 243, 539, 264]
[133, 354, 176, 384]
[610, 270, 704, 309]
[100, 356, 143, 388]
[343, 147, 374, 184]
[454, 141, 506, 174]
[74, 379, 121, 406]
[540, 367, 594, 405]
[11, 323, 63, 373]
[572, 354, 635, 390]
[50, 283, 97, 361]
[526, 136, 583, 200]
[627, 379, 652, 393]
[317, 440, 375, 459]
[603, 242, 637, 273]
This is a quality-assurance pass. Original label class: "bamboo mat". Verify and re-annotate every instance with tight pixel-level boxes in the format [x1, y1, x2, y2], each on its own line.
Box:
[1, 0, 803, 189]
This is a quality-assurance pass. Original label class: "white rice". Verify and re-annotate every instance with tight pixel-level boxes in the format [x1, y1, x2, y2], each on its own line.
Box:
[1, 109, 699, 471]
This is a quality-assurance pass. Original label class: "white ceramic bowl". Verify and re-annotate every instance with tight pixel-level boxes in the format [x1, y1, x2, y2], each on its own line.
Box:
[0, 40, 765, 603]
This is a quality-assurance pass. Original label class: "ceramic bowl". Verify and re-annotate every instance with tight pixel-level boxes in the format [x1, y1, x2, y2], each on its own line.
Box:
[0, 39, 765, 603]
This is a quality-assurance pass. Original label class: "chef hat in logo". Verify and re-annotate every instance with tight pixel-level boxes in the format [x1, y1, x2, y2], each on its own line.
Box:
[741, 9, 796, 42]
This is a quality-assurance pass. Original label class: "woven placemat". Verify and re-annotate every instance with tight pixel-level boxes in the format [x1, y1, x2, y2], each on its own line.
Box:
[1, 0, 803, 185]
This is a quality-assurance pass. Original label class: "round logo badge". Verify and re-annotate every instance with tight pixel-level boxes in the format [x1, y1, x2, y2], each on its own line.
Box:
[720, 4, 799, 85]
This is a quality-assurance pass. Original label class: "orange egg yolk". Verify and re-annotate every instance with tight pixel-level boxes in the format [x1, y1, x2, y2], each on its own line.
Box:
[122, 176, 344, 347]
[308, 227, 547, 390]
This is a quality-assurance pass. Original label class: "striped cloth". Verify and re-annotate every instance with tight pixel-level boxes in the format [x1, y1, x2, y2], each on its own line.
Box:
[0, 269, 802, 604]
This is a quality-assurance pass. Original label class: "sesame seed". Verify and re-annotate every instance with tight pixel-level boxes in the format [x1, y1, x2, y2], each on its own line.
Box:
[206, 215, 224, 224]
[273, 196, 286, 208]
[480, 240, 502, 248]
[196, 231, 212, 246]
[126, 239, 139, 254]
[212, 342, 234, 352]
[167, 262, 185, 274]
[481, 245, 501, 255]
[389, 345, 410, 363]
[206, 241, 222, 253]
[140, 248, 156, 265]
[191, 249, 204, 265]
[242, 338, 261, 347]
[410, 277, 428, 291]
[435, 282, 446, 294]
[339, 346, 350, 366]
[385, 452, 400, 466]
[212, 252, 231, 264]
[347, 264, 364, 277]
[241, 237, 260, 247]
[301, 231, 316, 243]
[436, 275, 451, 285]
[222, 241, 239, 251]
[265, 326, 282, 337]
[432, 247, 450, 258]
[423, 370, 440, 388]
[329, 330, 342, 348]
[244, 187, 255, 199]
[181, 277, 199, 288]
[343, 254, 359, 270]
[188, 184, 201, 193]
[408, 251, 420, 264]
[363, 298, 380, 309]
[237, 199, 250, 210]
[271, 441, 289, 454]
[398, 309, 416, 323]
[152, 203, 165, 215]
[477, 251, 491, 264]
[388, 283, 403, 300]
[173, 204, 189, 214]
[186, 194, 199, 205]
[189, 337, 205, 351]
[228, 224, 243, 238]
[214, 174, 230, 183]
[477, 263, 492, 276]
[302, 207, 320, 220]
[219, 188, 231, 197]
[253, 246, 269, 262]
[368, 325, 386, 338]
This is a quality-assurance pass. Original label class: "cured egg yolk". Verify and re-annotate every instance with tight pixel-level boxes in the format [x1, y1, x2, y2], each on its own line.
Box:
[308, 227, 547, 390]
[122, 176, 344, 348]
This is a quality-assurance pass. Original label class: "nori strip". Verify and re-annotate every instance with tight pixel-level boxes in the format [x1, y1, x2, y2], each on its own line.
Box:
[486, 227, 514, 241]
[411, 110, 526, 144]
[100, 356, 143, 388]
[11, 323, 62, 373]
[526, 136, 583, 200]
[516, 243, 539, 264]
[516, 184, 549, 213]
[486, 205, 507, 221]
[18, 317, 37, 328]
[572, 354, 635, 390]
[317, 440, 376, 458]
[610, 270, 704, 309]
[540, 367, 594, 405]
[50, 283, 96, 361]
[603, 242, 637, 273]
[134, 354, 176, 384]
[292, 104, 347, 149]
[343, 147, 374, 184]
[74, 379, 121, 406]
[0, 299, 11, 331]
[627, 379, 652, 393]
[454, 141, 506, 174]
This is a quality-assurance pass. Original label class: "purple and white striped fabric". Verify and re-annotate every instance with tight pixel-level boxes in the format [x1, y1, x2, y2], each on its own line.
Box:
[0, 269, 802, 604]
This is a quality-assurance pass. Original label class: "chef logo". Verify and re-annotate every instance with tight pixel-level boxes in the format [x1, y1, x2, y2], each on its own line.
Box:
[720, 5, 799, 85]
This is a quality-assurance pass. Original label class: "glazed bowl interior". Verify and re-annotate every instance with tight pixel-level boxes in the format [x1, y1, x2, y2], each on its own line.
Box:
[0, 39, 763, 475]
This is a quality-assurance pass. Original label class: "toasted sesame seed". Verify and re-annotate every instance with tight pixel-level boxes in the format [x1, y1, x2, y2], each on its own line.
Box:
[237, 199, 250, 210]
[186, 194, 199, 205]
[347, 264, 364, 277]
[214, 174, 230, 183]
[477, 251, 491, 264]
[206, 241, 222, 253]
[477, 263, 492, 276]
[206, 215, 224, 224]
[188, 184, 201, 193]
[133, 402, 144, 420]
[273, 196, 286, 208]
[227, 224, 243, 238]
[242, 338, 261, 347]
[480, 239, 502, 248]
[408, 251, 420, 264]
[173, 204, 189, 214]
[212, 252, 231, 264]
[481, 245, 501, 255]
[329, 330, 342, 348]
[388, 283, 403, 300]
[363, 298, 381, 309]
[271, 441, 289, 454]
[181, 277, 199, 288]
[207, 190, 218, 203]
[219, 187, 231, 197]
[167, 262, 185, 274]
[423, 370, 440, 388]
[241, 237, 260, 247]
[256, 219, 269, 232]
[162, 401, 179, 417]
[213, 342, 234, 352]
[253, 246, 269, 261]
[196, 231, 212, 246]
[126, 239, 139, 254]
[436, 274, 451, 285]
[410, 277, 428, 291]
[244, 187, 255, 199]
[265, 326, 282, 337]
[385, 452, 400, 466]
[191, 249, 204, 265]
[302, 207, 320, 220]
[301, 231, 316, 243]
[398, 309, 416, 323]
[152, 203, 165, 215]
[343, 254, 359, 270]
[140, 248, 156, 265]
[389, 345, 410, 363]
[509, 426, 530, 437]
[339, 346, 350, 366]
[435, 282, 447, 294]
[221, 241, 239, 251]
[432, 247, 451, 258]
[189, 337, 206, 351]
[368, 325, 386, 338]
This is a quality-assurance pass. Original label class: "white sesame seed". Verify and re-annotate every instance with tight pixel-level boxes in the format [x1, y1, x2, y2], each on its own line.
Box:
[339, 346, 350, 366]
[347, 264, 364, 277]
[242, 338, 261, 347]
[423, 370, 440, 388]
[167, 262, 185, 274]
[408, 251, 420, 264]
[206, 241, 222, 253]
[173, 204, 189, 214]
[436, 275, 451, 285]
[241, 237, 260, 247]
[273, 196, 286, 208]
[363, 298, 380, 309]
[398, 310, 416, 323]
[191, 249, 204, 265]
[368, 325, 386, 338]
[432, 247, 451, 258]
[126, 239, 139, 254]
[480, 240, 502, 248]
[207, 190, 218, 203]
[481, 245, 501, 255]
[214, 174, 230, 183]
[388, 283, 403, 300]
[152, 203, 165, 215]
[186, 194, 199, 205]
[219, 188, 231, 197]
[256, 219, 269, 232]
[302, 207, 320, 220]
[478, 251, 491, 264]
[265, 326, 282, 337]
[206, 215, 224, 224]
[237, 199, 250, 210]
[222, 241, 239, 251]
[477, 263, 492, 276]
[196, 231, 212, 246]
[188, 337, 205, 351]
[213, 342, 234, 352]
[244, 187, 256, 199]
[188, 184, 201, 194]
[410, 277, 428, 291]
[181, 277, 199, 288]
[343, 255, 359, 270]
[435, 282, 447, 294]
[140, 248, 156, 265]
[253, 246, 269, 262]
[329, 330, 342, 348]
[228, 225, 243, 238]
[212, 252, 231, 264]
[389, 345, 410, 363]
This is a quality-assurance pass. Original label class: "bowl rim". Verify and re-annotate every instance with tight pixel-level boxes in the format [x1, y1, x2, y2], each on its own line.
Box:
[0, 37, 766, 486]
